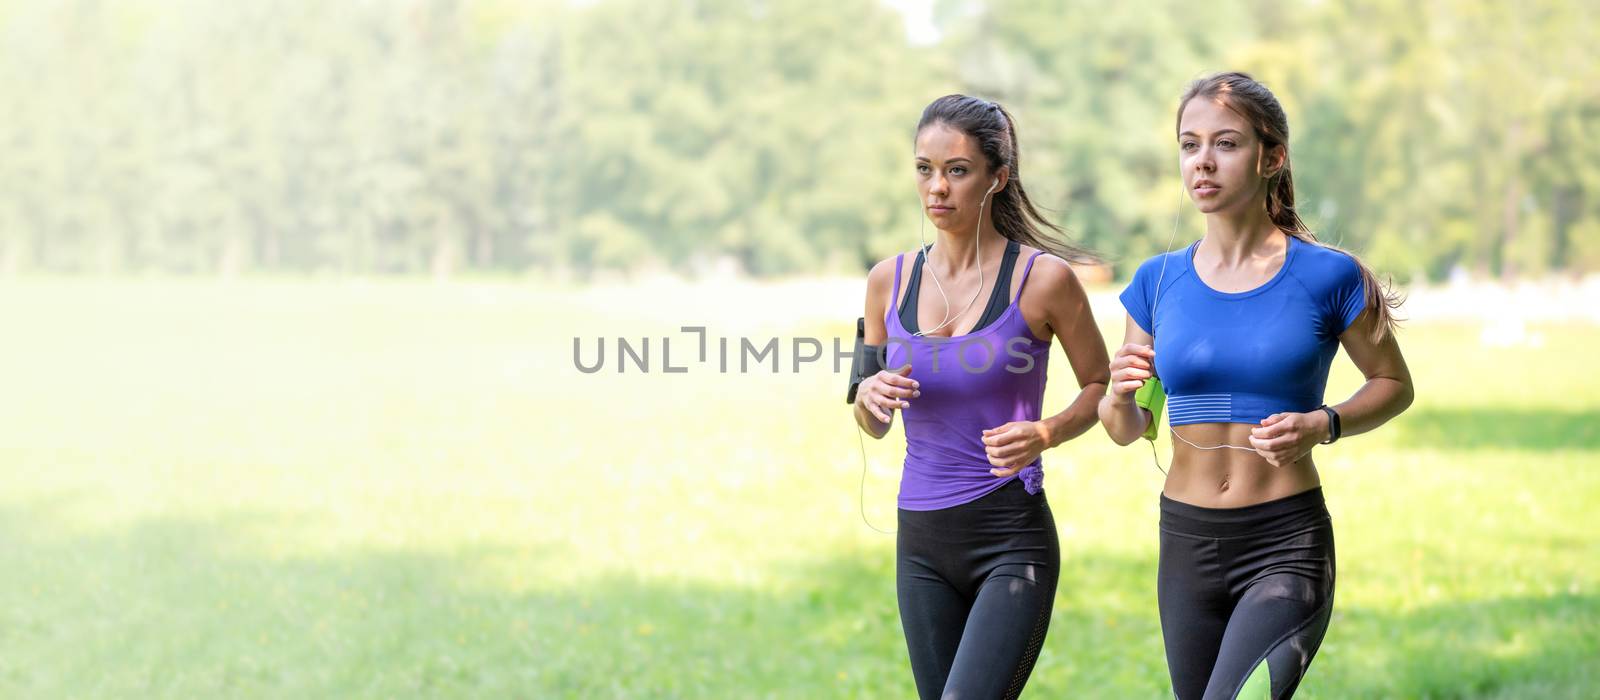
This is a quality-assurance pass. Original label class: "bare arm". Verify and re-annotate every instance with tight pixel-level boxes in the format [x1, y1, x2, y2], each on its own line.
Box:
[981, 256, 1110, 474]
[1098, 315, 1156, 446]
[853, 257, 918, 439]
[1330, 309, 1414, 437]
[1033, 258, 1110, 447]
[1248, 308, 1416, 465]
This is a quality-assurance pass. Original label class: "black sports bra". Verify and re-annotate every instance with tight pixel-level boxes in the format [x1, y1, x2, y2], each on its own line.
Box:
[899, 238, 1021, 335]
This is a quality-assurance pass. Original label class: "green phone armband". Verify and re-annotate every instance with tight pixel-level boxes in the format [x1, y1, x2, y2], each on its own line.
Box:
[1134, 378, 1165, 441]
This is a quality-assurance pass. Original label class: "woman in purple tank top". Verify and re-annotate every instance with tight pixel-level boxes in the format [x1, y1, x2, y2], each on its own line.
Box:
[852, 94, 1111, 699]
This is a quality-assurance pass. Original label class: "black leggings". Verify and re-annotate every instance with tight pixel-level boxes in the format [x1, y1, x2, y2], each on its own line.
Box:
[1158, 487, 1336, 700]
[896, 478, 1060, 700]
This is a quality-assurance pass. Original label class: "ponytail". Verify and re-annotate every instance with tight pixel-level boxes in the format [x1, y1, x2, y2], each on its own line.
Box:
[1268, 166, 1403, 344]
[990, 104, 1099, 266]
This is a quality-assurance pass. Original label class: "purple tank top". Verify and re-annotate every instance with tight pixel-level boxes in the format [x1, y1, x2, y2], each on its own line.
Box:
[885, 249, 1052, 510]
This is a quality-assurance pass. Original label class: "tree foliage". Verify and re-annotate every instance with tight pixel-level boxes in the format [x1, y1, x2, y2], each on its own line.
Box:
[1, 0, 1594, 281]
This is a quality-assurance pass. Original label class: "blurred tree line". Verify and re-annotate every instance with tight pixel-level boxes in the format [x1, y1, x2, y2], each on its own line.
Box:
[1, 0, 1595, 281]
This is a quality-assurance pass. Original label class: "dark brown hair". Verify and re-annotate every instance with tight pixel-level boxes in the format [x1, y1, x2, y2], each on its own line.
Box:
[1177, 72, 1402, 342]
[917, 94, 1098, 265]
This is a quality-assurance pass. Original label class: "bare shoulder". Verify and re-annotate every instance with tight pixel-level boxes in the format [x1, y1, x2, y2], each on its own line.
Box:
[865, 253, 906, 293]
[864, 253, 913, 315]
[1016, 247, 1084, 296]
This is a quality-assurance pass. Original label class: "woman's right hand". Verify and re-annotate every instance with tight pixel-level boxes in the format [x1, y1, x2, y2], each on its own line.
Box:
[857, 365, 919, 423]
[1108, 344, 1155, 401]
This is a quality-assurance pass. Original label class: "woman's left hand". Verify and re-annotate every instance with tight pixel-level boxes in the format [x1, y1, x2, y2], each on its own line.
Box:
[1248, 411, 1331, 467]
[982, 421, 1050, 476]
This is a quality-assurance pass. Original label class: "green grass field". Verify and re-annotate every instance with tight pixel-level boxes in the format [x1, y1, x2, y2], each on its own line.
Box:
[0, 278, 1595, 698]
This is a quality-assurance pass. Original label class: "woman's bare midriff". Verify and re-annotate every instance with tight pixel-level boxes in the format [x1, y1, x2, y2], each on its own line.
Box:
[1162, 422, 1322, 509]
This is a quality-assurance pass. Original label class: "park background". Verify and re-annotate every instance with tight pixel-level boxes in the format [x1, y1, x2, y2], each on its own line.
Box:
[1, 0, 1596, 697]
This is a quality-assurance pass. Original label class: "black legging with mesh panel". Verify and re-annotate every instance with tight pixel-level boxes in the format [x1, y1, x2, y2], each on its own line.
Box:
[1157, 487, 1336, 699]
[896, 478, 1060, 700]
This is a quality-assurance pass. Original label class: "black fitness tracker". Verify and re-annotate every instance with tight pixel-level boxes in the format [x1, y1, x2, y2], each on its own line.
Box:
[1317, 404, 1342, 444]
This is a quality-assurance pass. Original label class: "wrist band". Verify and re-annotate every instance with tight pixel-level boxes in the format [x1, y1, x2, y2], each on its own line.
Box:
[1317, 404, 1342, 444]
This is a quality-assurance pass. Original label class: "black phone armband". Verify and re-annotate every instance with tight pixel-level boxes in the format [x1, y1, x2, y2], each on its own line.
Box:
[846, 317, 884, 404]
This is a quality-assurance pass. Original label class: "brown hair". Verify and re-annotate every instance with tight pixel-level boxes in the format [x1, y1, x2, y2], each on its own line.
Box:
[1177, 72, 1402, 342]
[917, 94, 1098, 265]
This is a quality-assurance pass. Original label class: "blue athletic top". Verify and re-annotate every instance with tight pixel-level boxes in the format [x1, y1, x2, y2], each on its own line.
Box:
[1119, 234, 1366, 426]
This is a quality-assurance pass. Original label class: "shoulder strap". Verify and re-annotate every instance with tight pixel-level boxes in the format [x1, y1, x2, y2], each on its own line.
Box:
[1013, 251, 1047, 304]
[988, 239, 1020, 307]
[890, 253, 904, 314]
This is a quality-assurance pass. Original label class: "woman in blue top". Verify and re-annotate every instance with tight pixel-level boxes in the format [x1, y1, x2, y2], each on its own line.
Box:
[1099, 73, 1414, 699]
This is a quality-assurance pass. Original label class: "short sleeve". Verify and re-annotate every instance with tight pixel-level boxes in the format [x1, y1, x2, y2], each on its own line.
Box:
[1118, 256, 1160, 335]
[1329, 253, 1367, 335]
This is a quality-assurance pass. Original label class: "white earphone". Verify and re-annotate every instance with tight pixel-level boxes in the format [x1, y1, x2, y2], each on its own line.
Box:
[1143, 182, 1262, 474]
[914, 176, 1000, 337]
[859, 175, 1004, 534]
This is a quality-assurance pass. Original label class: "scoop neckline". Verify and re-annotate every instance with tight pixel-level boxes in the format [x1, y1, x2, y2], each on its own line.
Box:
[888, 299, 1032, 343]
[1185, 234, 1297, 300]
[888, 246, 1050, 344]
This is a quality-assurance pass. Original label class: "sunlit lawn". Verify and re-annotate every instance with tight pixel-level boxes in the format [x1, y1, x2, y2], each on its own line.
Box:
[0, 278, 1594, 698]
